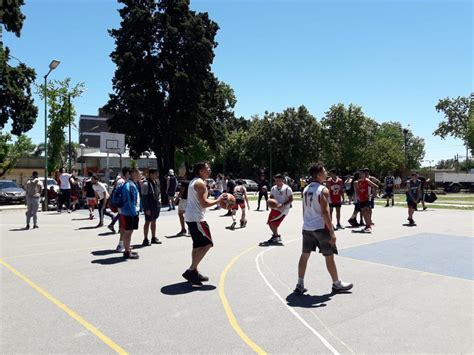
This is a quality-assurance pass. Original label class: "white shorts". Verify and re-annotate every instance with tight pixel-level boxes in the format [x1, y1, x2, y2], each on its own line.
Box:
[178, 199, 187, 212]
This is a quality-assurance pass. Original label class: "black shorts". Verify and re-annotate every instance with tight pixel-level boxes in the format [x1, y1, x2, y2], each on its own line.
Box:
[119, 215, 139, 231]
[145, 208, 160, 221]
[359, 200, 370, 209]
[329, 203, 342, 209]
[407, 201, 418, 209]
[369, 199, 375, 209]
[186, 221, 213, 249]
[354, 202, 361, 212]
[385, 188, 394, 197]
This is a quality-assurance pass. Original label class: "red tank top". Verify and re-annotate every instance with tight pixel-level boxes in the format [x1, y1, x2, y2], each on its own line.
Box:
[327, 178, 343, 204]
[358, 179, 369, 202]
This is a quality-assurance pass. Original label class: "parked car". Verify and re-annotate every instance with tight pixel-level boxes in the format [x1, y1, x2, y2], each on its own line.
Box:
[41, 178, 60, 193]
[0, 180, 26, 204]
[242, 179, 259, 191]
[434, 171, 474, 193]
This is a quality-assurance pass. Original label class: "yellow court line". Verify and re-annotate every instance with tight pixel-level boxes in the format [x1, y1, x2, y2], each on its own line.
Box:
[4, 245, 106, 260]
[218, 246, 267, 355]
[0, 258, 128, 354]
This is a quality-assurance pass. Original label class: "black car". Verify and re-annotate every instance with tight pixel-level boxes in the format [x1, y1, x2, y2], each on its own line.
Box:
[0, 180, 26, 204]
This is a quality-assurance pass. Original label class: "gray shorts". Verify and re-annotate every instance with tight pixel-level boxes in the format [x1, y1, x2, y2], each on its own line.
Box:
[302, 229, 338, 256]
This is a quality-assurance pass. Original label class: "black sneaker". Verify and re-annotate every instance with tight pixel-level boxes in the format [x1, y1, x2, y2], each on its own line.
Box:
[268, 235, 281, 243]
[142, 238, 150, 246]
[347, 218, 357, 227]
[197, 272, 209, 282]
[123, 251, 139, 259]
[33, 225, 39, 229]
[336, 223, 344, 230]
[182, 269, 203, 288]
[151, 237, 162, 244]
[385, 203, 389, 207]
[294, 284, 307, 295]
[107, 224, 115, 233]
[409, 218, 416, 225]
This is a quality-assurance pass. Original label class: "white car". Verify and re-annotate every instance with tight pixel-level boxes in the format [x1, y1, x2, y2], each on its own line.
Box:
[242, 179, 259, 191]
[41, 178, 60, 193]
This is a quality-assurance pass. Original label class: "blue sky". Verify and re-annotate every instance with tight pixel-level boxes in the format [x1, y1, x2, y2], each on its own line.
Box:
[5, 0, 472, 164]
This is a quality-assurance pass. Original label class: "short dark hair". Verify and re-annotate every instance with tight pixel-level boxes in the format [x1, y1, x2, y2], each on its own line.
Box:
[122, 167, 131, 176]
[274, 173, 284, 179]
[329, 168, 337, 175]
[149, 168, 157, 175]
[32, 171, 38, 176]
[236, 179, 244, 185]
[91, 175, 98, 180]
[88, 171, 93, 177]
[130, 168, 140, 175]
[309, 163, 325, 178]
[193, 162, 208, 177]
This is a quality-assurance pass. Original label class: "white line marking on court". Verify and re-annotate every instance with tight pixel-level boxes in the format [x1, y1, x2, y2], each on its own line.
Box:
[255, 245, 340, 355]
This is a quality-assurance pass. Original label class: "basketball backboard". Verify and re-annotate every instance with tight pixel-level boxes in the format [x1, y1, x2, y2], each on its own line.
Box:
[100, 132, 125, 154]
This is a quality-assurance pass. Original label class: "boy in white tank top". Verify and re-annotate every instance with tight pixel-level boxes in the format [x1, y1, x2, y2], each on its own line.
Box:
[182, 162, 226, 288]
[295, 163, 353, 295]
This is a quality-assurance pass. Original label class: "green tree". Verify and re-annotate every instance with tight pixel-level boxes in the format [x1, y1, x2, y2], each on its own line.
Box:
[104, 0, 222, 178]
[0, 133, 35, 177]
[36, 78, 85, 173]
[467, 93, 474, 154]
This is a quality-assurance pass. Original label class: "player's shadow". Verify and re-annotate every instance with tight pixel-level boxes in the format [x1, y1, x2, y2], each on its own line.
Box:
[91, 256, 126, 265]
[286, 290, 352, 308]
[165, 234, 189, 239]
[9, 227, 29, 231]
[91, 249, 117, 256]
[98, 231, 115, 236]
[161, 282, 216, 295]
[71, 217, 92, 221]
[402, 223, 416, 227]
[77, 225, 100, 230]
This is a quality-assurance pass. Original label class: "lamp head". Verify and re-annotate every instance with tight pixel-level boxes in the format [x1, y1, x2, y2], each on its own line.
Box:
[49, 60, 60, 70]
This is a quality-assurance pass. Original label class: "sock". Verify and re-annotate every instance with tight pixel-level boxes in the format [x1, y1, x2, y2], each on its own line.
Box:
[118, 241, 124, 247]
[333, 279, 340, 285]
[297, 278, 304, 286]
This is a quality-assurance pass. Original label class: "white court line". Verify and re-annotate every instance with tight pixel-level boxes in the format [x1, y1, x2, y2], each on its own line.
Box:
[255, 245, 340, 355]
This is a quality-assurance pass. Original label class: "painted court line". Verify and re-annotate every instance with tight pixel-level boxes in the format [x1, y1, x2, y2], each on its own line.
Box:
[0, 258, 127, 354]
[218, 246, 267, 355]
[256, 246, 340, 355]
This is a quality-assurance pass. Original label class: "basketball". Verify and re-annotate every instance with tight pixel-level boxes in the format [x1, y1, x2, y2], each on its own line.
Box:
[219, 194, 236, 210]
[267, 198, 279, 209]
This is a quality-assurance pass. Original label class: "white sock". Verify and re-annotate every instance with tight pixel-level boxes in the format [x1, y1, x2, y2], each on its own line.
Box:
[118, 241, 124, 247]
[298, 278, 304, 286]
[333, 279, 341, 285]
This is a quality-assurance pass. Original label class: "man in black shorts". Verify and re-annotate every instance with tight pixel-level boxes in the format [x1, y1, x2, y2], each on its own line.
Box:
[406, 172, 421, 225]
[183, 162, 225, 287]
[295, 163, 353, 294]
[141, 169, 162, 246]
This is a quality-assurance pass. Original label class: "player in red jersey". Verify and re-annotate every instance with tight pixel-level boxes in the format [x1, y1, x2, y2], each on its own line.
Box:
[326, 169, 345, 230]
[354, 169, 378, 233]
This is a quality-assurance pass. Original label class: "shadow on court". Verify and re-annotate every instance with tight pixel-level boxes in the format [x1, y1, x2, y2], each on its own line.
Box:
[9, 227, 29, 232]
[161, 282, 216, 295]
[286, 290, 352, 308]
[98, 231, 115, 236]
[91, 256, 126, 265]
[77, 225, 99, 230]
[91, 250, 117, 256]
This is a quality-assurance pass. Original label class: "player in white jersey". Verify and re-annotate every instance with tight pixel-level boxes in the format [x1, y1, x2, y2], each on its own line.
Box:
[182, 162, 226, 288]
[265, 173, 293, 244]
[294, 163, 353, 295]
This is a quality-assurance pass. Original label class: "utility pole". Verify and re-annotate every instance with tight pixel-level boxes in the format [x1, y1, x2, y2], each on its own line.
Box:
[68, 94, 72, 172]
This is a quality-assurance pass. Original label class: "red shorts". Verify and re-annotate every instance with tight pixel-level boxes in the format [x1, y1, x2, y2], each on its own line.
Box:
[267, 209, 286, 227]
[87, 198, 97, 207]
[231, 200, 246, 210]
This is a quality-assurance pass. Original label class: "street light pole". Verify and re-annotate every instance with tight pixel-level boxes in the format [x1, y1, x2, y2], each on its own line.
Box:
[403, 128, 409, 175]
[269, 118, 273, 181]
[43, 59, 60, 211]
[68, 94, 72, 172]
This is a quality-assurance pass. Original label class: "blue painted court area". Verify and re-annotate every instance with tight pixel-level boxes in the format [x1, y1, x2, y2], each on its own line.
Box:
[340, 234, 474, 280]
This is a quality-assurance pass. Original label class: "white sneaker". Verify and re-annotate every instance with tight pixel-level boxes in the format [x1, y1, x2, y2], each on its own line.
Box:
[116, 244, 125, 253]
[332, 280, 353, 292]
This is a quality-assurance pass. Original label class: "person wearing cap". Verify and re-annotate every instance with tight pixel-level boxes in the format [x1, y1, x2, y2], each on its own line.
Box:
[265, 173, 293, 244]
[166, 169, 178, 211]
[25, 171, 43, 229]
[406, 172, 421, 225]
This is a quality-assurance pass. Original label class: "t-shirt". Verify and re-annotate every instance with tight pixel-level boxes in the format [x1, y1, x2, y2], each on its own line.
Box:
[84, 179, 95, 198]
[407, 179, 421, 200]
[357, 179, 370, 202]
[385, 176, 394, 188]
[326, 177, 343, 204]
[59, 173, 71, 189]
[233, 185, 247, 201]
[270, 184, 293, 215]
[93, 182, 109, 200]
[302, 182, 326, 231]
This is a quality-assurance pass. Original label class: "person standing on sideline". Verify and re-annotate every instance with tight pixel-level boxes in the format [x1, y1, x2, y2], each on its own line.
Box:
[418, 175, 430, 211]
[166, 169, 178, 211]
[57, 167, 72, 213]
[119, 168, 141, 259]
[25, 171, 43, 229]
[141, 169, 162, 246]
[183, 162, 225, 288]
[294, 163, 353, 294]
[394, 175, 402, 193]
[406, 172, 421, 225]
[265, 173, 293, 244]
[92, 175, 113, 227]
[256, 175, 269, 211]
[344, 175, 353, 204]
[111, 167, 130, 251]
[384, 173, 395, 207]
[83, 171, 97, 219]
[326, 169, 344, 229]
[213, 173, 224, 210]
[174, 178, 189, 236]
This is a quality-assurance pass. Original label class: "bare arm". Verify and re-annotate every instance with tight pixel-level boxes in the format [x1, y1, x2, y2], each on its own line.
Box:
[195, 180, 223, 208]
[320, 188, 336, 244]
[367, 179, 379, 189]
[369, 176, 381, 185]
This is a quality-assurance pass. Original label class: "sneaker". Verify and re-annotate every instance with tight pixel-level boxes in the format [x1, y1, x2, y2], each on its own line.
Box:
[33, 225, 39, 229]
[89, 213, 93, 220]
[347, 218, 357, 227]
[142, 238, 150, 246]
[25, 225, 30, 230]
[67, 210, 71, 214]
[385, 203, 389, 207]
[423, 207, 427, 211]
[229, 221, 236, 230]
[362, 227, 372, 233]
[197, 272, 209, 282]
[332, 280, 353, 292]
[240, 220, 247, 228]
[336, 223, 344, 230]
[294, 284, 307, 295]
[116, 244, 125, 253]
[177, 230, 187, 236]
[358, 221, 365, 226]
[268, 235, 281, 243]
[107, 225, 116, 233]
[182, 269, 203, 288]
[123, 251, 139, 259]
[151, 237, 162, 244]
[409, 218, 416, 225]
[96, 223, 104, 228]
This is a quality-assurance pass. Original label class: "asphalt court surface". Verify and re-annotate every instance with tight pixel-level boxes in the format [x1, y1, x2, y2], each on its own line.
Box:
[1, 202, 473, 354]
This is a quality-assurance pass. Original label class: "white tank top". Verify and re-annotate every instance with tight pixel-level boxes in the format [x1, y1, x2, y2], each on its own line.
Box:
[302, 182, 326, 231]
[185, 178, 205, 222]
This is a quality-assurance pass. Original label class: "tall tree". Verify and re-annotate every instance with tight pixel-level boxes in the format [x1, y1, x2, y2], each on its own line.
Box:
[0, 133, 35, 177]
[104, 0, 221, 177]
[36, 78, 85, 173]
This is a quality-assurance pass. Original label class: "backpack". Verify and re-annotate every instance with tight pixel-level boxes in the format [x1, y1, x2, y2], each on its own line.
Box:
[110, 183, 126, 210]
[424, 191, 437, 203]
